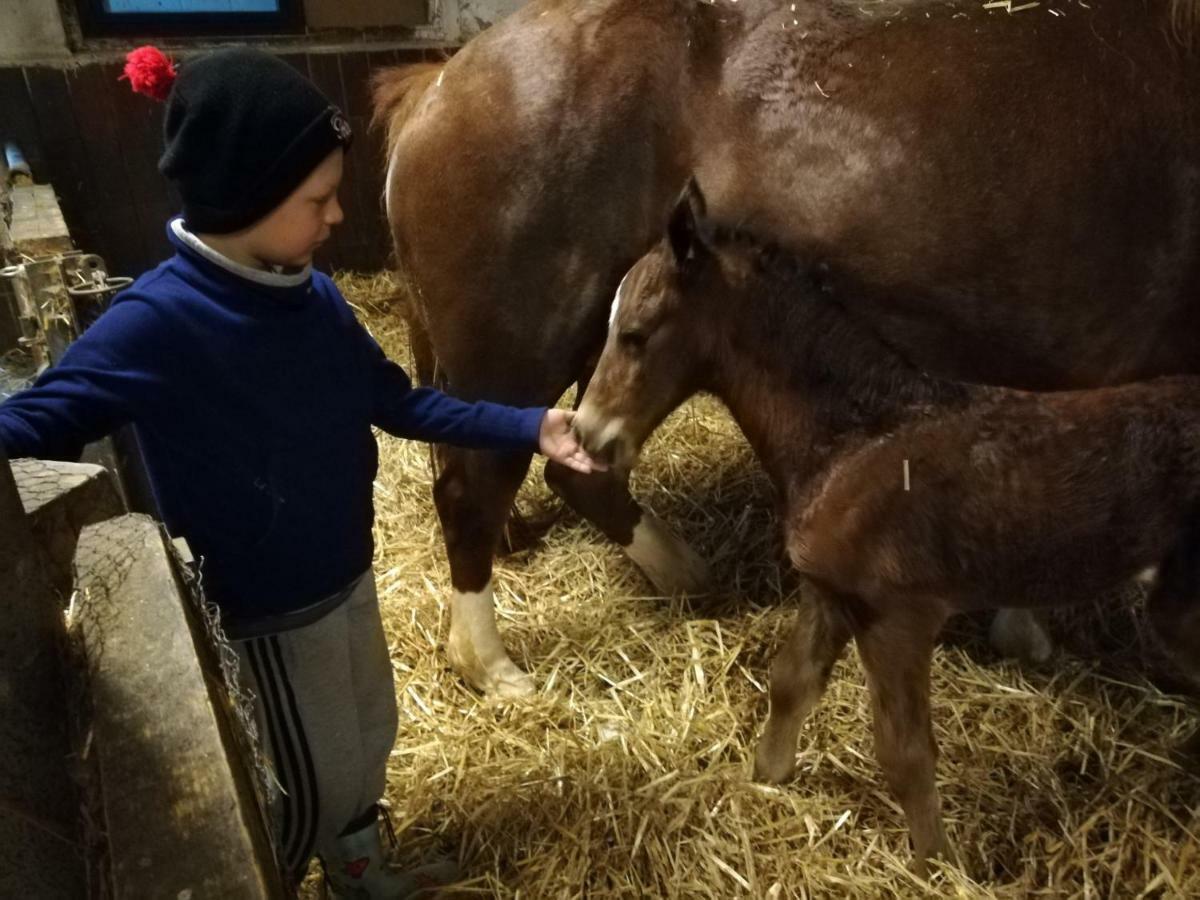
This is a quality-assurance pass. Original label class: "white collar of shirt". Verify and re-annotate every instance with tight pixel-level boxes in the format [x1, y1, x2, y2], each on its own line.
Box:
[171, 218, 312, 289]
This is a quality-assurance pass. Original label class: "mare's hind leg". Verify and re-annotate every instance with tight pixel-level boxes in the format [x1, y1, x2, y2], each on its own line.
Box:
[436, 444, 537, 699]
[754, 584, 853, 783]
[545, 463, 710, 595]
[856, 605, 953, 876]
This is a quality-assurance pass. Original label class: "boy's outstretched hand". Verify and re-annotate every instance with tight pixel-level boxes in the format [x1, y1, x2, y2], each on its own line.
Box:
[539, 409, 608, 474]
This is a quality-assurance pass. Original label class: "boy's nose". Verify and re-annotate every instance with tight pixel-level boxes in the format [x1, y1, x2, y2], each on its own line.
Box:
[327, 198, 345, 226]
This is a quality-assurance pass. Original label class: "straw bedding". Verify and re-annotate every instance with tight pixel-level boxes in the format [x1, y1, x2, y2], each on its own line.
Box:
[304, 272, 1199, 898]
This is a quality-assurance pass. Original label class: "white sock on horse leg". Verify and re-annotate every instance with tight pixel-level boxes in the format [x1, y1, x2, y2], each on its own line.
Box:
[623, 512, 710, 596]
[447, 582, 535, 698]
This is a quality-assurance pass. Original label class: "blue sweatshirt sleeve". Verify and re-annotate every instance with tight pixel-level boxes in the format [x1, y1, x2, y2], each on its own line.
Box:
[0, 297, 171, 460]
[362, 332, 545, 450]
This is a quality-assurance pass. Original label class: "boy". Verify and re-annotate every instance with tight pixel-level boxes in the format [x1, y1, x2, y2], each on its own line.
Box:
[0, 47, 601, 897]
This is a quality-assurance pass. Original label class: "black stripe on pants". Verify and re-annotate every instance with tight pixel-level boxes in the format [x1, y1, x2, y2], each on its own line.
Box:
[247, 637, 321, 878]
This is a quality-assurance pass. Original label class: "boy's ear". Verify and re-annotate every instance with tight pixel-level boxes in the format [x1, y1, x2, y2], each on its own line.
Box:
[667, 176, 710, 268]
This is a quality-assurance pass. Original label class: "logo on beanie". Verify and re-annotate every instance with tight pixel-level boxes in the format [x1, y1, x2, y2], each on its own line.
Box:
[331, 111, 353, 143]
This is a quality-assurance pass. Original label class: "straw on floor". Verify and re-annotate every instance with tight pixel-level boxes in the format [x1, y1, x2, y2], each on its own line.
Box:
[304, 272, 1199, 898]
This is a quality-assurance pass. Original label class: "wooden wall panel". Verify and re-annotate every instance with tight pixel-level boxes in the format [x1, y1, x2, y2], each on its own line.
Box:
[65, 63, 153, 270]
[337, 50, 376, 271]
[0, 45, 441, 278]
[302, 0, 427, 30]
[0, 69, 47, 176]
[23, 68, 94, 253]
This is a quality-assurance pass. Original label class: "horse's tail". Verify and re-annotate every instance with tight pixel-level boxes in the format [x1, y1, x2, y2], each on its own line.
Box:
[372, 63, 448, 431]
[370, 61, 446, 149]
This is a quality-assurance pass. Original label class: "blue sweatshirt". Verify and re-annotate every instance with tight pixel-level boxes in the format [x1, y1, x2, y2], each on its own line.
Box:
[0, 219, 545, 624]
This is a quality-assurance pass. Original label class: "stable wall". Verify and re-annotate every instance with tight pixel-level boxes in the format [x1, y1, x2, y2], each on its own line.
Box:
[0, 0, 529, 276]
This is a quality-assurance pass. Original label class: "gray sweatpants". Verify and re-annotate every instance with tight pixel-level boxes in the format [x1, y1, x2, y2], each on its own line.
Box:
[234, 571, 399, 879]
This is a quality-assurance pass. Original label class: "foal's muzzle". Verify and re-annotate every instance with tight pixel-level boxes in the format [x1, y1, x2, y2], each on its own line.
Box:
[573, 405, 636, 471]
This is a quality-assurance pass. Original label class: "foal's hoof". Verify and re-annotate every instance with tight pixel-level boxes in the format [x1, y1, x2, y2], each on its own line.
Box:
[910, 834, 958, 880]
[752, 746, 796, 785]
[989, 608, 1053, 664]
[909, 855, 933, 881]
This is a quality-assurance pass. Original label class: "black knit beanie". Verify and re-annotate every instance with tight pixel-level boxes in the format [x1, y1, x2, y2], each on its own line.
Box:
[155, 47, 353, 234]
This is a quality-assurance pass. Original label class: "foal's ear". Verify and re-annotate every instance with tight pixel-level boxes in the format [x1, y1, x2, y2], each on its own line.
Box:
[668, 177, 709, 268]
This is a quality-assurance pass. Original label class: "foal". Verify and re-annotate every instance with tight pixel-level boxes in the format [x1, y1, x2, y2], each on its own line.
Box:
[575, 182, 1200, 872]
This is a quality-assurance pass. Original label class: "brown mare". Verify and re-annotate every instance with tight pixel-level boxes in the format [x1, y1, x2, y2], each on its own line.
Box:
[575, 182, 1200, 873]
[373, 0, 1200, 697]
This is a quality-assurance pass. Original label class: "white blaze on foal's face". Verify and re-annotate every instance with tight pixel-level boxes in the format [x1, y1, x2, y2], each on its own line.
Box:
[609, 268, 633, 330]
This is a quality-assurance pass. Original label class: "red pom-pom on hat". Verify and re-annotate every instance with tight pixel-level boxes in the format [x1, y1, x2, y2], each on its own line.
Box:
[121, 46, 177, 102]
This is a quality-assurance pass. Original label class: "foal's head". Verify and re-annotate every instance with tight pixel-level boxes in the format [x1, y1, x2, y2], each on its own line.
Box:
[576, 179, 744, 469]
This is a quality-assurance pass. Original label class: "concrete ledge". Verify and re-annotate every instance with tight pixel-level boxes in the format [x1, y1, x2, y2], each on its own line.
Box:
[12, 458, 122, 596]
[8, 185, 72, 258]
[0, 454, 84, 898]
[73, 515, 282, 898]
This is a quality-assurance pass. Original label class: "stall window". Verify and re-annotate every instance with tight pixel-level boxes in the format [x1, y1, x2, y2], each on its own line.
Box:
[78, 0, 301, 36]
[79, 1, 430, 35]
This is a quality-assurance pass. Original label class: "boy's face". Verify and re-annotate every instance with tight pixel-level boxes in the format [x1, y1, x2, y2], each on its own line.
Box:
[242, 148, 345, 269]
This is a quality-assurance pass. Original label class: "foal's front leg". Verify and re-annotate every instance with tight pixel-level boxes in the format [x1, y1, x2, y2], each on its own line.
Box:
[856, 607, 952, 876]
[754, 584, 853, 783]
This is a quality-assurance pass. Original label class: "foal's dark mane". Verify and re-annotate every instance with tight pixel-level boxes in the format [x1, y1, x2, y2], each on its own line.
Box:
[700, 222, 980, 435]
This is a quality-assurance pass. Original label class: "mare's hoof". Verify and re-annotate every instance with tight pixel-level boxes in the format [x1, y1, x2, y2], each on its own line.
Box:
[989, 608, 1053, 664]
[626, 512, 712, 597]
[447, 637, 536, 700]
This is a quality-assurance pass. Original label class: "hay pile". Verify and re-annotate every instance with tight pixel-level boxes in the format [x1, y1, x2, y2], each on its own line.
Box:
[318, 272, 1199, 898]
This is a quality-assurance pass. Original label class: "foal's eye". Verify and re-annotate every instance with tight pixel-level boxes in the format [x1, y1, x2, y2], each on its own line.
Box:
[618, 329, 648, 351]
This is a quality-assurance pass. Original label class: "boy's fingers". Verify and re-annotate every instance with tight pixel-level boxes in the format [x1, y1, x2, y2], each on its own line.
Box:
[572, 452, 600, 473]
[545, 438, 607, 474]
[575, 452, 606, 473]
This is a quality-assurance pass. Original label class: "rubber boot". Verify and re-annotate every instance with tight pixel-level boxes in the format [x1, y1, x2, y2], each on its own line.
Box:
[322, 814, 460, 899]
